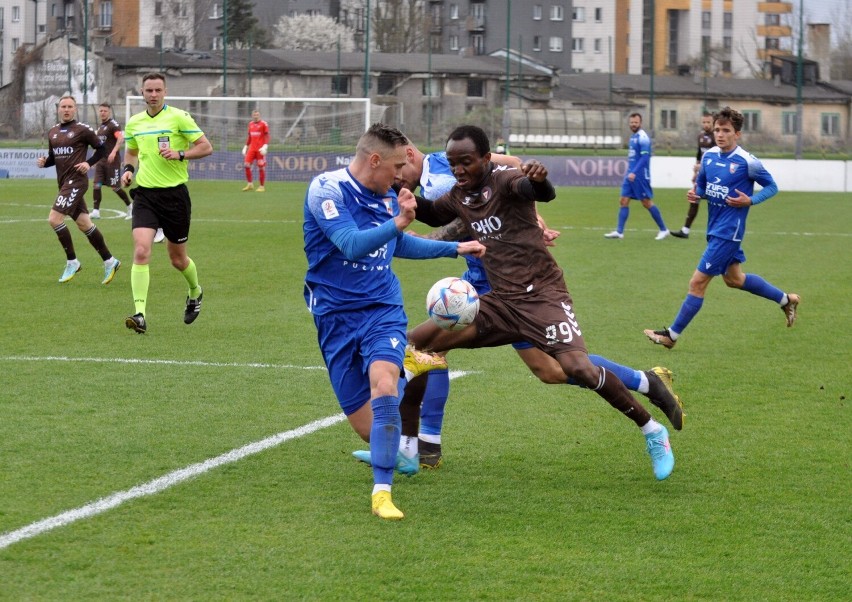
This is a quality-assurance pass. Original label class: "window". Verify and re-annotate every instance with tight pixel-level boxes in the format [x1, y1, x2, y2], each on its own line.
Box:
[175, 36, 186, 49]
[210, 2, 221, 19]
[721, 60, 731, 72]
[595, 7, 602, 22]
[154, 2, 162, 17]
[154, 33, 162, 48]
[571, 37, 583, 53]
[450, 4, 458, 19]
[723, 36, 732, 51]
[570, 7, 582, 22]
[467, 79, 484, 97]
[12, 6, 20, 22]
[449, 35, 459, 50]
[471, 2, 484, 21]
[377, 76, 396, 95]
[550, 36, 564, 52]
[766, 38, 780, 50]
[99, 1, 112, 28]
[742, 111, 760, 132]
[701, 11, 711, 29]
[422, 79, 439, 97]
[533, 5, 541, 20]
[723, 12, 732, 30]
[702, 35, 710, 54]
[660, 109, 677, 130]
[532, 36, 541, 51]
[766, 14, 780, 26]
[189, 100, 209, 121]
[211, 36, 223, 50]
[821, 113, 840, 136]
[12, 37, 20, 51]
[471, 33, 484, 54]
[552, 5, 564, 21]
[180, 3, 188, 17]
[782, 112, 798, 135]
[331, 75, 350, 95]
[594, 38, 602, 53]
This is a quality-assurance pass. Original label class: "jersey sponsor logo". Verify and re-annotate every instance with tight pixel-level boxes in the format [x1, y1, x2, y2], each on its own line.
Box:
[390, 337, 401, 348]
[321, 199, 339, 219]
[705, 180, 730, 201]
[53, 146, 75, 156]
[470, 215, 503, 237]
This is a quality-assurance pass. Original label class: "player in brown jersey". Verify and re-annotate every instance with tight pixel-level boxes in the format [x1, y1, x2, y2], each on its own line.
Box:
[408, 125, 676, 480]
[671, 112, 716, 239]
[37, 95, 121, 285]
[90, 103, 132, 220]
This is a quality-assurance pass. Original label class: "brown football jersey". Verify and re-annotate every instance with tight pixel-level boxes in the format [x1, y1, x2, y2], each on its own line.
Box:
[46, 120, 102, 188]
[97, 118, 122, 158]
[426, 166, 565, 299]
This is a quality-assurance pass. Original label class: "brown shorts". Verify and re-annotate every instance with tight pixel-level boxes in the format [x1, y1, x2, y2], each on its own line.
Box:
[94, 157, 121, 188]
[52, 179, 90, 219]
[472, 285, 588, 356]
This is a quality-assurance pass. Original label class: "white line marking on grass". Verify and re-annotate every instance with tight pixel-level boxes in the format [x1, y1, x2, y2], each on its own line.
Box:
[0, 370, 474, 550]
[557, 225, 852, 238]
[0, 414, 347, 551]
[1, 355, 328, 370]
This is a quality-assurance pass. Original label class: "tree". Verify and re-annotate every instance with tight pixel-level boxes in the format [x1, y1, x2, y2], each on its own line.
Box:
[341, 0, 433, 53]
[218, 0, 272, 49]
[272, 14, 357, 52]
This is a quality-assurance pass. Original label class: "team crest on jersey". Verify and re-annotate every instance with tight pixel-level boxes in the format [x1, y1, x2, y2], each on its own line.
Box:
[321, 199, 339, 219]
[382, 197, 394, 214]
[729, 164, 738, 174]
[481, 187, 492, 202]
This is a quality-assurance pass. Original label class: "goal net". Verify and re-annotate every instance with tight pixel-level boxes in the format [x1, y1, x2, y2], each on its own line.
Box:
[123, 96, 376, 182]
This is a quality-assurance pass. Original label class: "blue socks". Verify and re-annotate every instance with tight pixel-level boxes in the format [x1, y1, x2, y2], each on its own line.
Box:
[420, 368, 449, 436]
[616, 206, 629, 233]
[566, 355, 641, 391]
[671, 294, 704, 335]
[741, 274, 785, 303]
[370, 395, 401, 485]
[648, 205, 667, 230]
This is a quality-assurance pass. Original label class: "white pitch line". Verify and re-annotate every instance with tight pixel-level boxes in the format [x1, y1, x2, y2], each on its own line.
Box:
[0, 414, 347, 551]
[1, 355, 328, 370]
[0, 370, 474, 550]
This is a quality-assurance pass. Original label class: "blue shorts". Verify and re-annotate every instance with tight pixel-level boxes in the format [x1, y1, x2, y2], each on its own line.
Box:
[313, 305, 408, 415]
[698, 236, 746, 276]
[620, 177, 653, 200]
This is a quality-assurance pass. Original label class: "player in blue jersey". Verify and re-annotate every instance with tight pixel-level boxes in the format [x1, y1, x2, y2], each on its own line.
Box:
[644, 106, 800, 349]
[604, 113, 670, 240]
[378, 142, 684, 470]
[303, 123, 485, 520]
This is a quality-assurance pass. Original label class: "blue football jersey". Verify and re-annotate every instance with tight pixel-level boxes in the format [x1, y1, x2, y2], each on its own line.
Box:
[303, 168, 403, 315]
[627, 129, 652, 182]
[696, 146, 776, 242]
[421, 152, 489, 289]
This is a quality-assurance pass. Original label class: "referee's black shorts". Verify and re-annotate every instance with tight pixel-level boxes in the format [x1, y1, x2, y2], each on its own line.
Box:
[130, 184, 192, 244]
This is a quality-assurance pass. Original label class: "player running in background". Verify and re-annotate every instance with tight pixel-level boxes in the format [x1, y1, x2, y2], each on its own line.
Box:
[604, 113, 669, 240]
[242, 109, 269, 192]
[380, 142, 683, 471]
[91, 102, 133, 220]
[37, 95, 121, 285]
[303, 123, 485, 519]
[408, 125, 676, 481]
[671, 112, 716, 239]
[121, 72, 213, 334]
[644, 106, 800, 349]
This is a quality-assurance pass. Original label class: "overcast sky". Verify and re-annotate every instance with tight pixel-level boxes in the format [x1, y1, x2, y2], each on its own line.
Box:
[806, 0, 850, 24]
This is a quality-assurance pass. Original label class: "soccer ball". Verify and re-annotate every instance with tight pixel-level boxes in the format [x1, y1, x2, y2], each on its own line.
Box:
[426, 277, 480, 331]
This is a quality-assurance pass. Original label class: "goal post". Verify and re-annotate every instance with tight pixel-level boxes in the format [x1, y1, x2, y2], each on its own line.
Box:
[123, 96, 374, 182]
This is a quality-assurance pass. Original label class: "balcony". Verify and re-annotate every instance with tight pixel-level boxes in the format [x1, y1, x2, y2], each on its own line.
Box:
[465, 15, 485, 31]
[757, 25, 791, 37]
[758, 2, 793, 14]
[758, 48, 792, 60]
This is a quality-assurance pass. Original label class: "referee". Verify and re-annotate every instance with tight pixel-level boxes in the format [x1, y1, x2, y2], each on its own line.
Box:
[120, 72, 213, 333]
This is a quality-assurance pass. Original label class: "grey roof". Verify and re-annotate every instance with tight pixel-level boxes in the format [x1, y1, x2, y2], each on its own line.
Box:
[98, 46, 539, 79]
[558, 73, 851, 104]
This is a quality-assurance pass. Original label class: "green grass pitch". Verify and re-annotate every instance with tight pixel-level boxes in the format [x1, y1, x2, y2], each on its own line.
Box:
[0, 178, 849, 600]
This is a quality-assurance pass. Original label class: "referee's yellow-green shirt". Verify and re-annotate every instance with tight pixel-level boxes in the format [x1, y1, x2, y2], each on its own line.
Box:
[125, 105, 204, 188]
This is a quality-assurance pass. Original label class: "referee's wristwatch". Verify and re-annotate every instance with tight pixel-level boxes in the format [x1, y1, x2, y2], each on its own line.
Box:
[178, 151, 185, 161]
